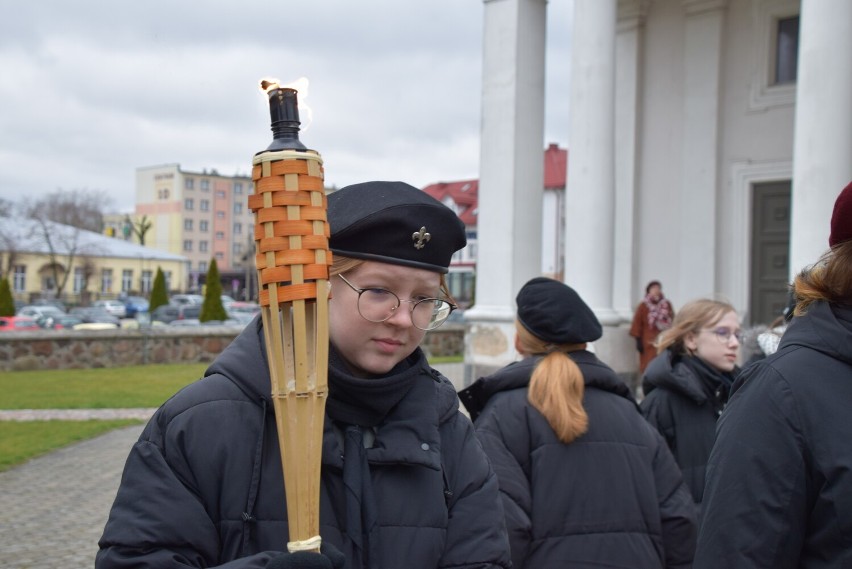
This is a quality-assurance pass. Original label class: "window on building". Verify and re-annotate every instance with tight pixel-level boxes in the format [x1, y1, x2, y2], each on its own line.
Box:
[158, 189, 170, 200]
[73, 267, 85, 293]
[101, 268, 113, 293]
[216, 190, 226, 198]
[234, 182, 243, 194]
[216, 211, 225, 219]
[200, 240, 209, 252]
[122, 269, 133, 292]
[164, 271, 172, 291]
[184, 219, 193, 231]
[184, 240, 193, 251]
[233, 243, 243, 255]
[140, 270, 153, 294]
[234, 222, 242, 234]
[200, 179, 210, 191]
[12, 265, 26, 292]
[200, 199, 210, 212]
[185, 198, 194, 210]
[215, 231, 225, 240]
[199, 260, 207, 273]
[234, 203, 243, 214]
[215, 252, 224, 261]
[200, 220, 209, 232]
[774, 16, 799, 84]
[185, 178, 194, 190]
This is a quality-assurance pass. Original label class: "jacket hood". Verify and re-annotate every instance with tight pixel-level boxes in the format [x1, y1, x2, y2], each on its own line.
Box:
[204, 315, 271, 404]
[458, 350, 632, 421]
[203, 314, 461, 422]
[778, 301, 852, 365]
[642, 350, 708, 404]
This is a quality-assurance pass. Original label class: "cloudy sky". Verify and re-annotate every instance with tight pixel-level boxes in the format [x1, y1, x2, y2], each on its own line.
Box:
[0, 1, 573, 213]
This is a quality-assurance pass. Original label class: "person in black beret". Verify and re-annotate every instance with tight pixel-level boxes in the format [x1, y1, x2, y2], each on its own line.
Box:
[459, 277, 696, 569]
[97, 181, 512, 569]
[695, 181, 852, 568]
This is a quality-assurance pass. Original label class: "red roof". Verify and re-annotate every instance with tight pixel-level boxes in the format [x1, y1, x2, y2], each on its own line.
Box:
[422, 143, 567, 226]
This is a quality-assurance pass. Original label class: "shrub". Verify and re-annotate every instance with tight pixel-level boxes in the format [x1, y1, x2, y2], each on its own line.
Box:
[149, 267, 169, 313]
[0, 277, 14, 316]
[200, 258, 227, 322]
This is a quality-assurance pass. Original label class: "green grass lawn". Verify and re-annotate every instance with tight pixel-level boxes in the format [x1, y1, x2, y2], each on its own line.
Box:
[0, 363, 206, 472]
[0, 363, 208, 409]
[0, 420, 142, 471]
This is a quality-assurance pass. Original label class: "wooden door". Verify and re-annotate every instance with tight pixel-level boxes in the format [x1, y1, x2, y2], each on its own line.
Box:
[749, 181, 791, 325]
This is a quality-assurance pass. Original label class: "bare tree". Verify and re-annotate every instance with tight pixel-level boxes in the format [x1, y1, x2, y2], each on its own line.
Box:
[131, 214, 153, 246]
[24, 190, 110, 299]
[30, 189, 112, 233]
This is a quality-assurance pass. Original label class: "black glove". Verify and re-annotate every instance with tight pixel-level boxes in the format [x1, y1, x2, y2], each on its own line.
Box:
[267, 542, 346, 569]
[635, 337, 644, 354]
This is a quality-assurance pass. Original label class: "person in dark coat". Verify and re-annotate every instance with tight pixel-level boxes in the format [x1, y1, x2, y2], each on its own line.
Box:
[695, 181, 852, 568]
[640, 298, 741, 509]
[630, 280, 675, 373]
[97, 182, 511, 569]
[460, 277, 697, 569]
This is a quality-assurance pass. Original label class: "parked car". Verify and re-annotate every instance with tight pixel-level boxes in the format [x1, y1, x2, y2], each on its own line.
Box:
[123, 296, 150, 318]
[170, 294, 204, 306]
[0, 315, 41, 331]
[93, 299, 128, 318]
[37, 314, 84, 330]
[68, 307, 120, 327]
[18, 305, 66, 320]
[150, 303, 202, 324]
[30, 298, 67, 312]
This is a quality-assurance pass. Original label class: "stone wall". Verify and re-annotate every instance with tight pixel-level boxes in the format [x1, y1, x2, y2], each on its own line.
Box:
[0, 324, 465, 372]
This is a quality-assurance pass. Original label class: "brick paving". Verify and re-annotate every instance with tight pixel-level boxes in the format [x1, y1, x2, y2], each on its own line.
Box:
[0, 363, 464, 568]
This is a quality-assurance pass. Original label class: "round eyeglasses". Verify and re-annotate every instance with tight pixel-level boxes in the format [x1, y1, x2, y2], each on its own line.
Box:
[337, 274, 456, 331]
[700, 327, 743, 344]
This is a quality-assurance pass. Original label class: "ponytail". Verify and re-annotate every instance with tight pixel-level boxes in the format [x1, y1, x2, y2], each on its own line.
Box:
[516, 322, 589, 443]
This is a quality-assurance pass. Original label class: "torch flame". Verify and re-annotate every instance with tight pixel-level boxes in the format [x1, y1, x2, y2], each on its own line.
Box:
[259, 76, 312, 131]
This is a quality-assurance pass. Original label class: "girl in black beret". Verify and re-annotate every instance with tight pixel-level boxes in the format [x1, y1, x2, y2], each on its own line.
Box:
[98, 181, 511, 569]
[459, 277, 696, 569]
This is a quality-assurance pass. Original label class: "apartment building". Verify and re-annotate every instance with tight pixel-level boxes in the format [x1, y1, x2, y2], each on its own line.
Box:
[135, 164, 255, 293]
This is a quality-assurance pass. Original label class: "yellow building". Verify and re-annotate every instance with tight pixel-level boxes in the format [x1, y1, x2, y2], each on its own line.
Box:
[0, 215, 189, 305]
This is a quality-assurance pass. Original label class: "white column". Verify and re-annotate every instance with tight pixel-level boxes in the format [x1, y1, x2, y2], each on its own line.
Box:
[465, 0, 547, 381]
[791, 0, 852, 274]
[613, 0, 648, 320]
[564, 0, 619, 325]
[678, 0, 726, 298]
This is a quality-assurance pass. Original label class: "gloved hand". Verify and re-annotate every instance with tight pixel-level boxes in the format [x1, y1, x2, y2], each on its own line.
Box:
[267, 542, 346, 569]
[635, 337, 644, 354]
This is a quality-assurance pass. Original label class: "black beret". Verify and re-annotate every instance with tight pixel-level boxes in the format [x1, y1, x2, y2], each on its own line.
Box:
[328, 181, 467, 273]
[516, 277, 603, 344]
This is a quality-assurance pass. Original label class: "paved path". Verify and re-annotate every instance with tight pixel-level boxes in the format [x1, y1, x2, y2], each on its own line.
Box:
[0, 424, 144, 569]
[0, 363, 465, 568]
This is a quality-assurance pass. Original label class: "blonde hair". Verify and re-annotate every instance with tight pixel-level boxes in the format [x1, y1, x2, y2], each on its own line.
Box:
[793, 241, 852, 315]
[516, 322, 588, 443]
[655, 298, 736, 356]
[330, 255, 454, 302]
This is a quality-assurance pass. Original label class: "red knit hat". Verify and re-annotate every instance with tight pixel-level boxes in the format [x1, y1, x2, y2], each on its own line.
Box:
[829, 181, 852, 248]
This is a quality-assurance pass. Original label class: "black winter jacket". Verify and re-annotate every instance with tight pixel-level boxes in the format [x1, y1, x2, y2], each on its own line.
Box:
[97, 317, 511, 569]
[640, 351, 734, 506]
[695, 302, 852, 568]
[459, 351, 697, 569]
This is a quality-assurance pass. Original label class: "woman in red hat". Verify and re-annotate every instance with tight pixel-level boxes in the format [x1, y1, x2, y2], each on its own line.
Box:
[695, 181, 852, 568]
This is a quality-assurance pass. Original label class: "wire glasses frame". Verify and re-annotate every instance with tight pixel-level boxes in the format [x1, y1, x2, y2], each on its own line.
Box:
[337, 274, 457, 331]
[700, 327, 743, 344]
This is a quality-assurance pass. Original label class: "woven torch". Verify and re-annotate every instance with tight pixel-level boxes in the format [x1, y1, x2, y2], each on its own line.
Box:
[248, 80, 330, 554]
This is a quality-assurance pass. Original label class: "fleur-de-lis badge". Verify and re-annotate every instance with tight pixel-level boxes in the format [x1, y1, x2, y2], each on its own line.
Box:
[412, 226, 431, 249]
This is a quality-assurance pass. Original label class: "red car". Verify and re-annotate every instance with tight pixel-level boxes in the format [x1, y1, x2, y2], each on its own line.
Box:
[0, 316, 41, 331]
